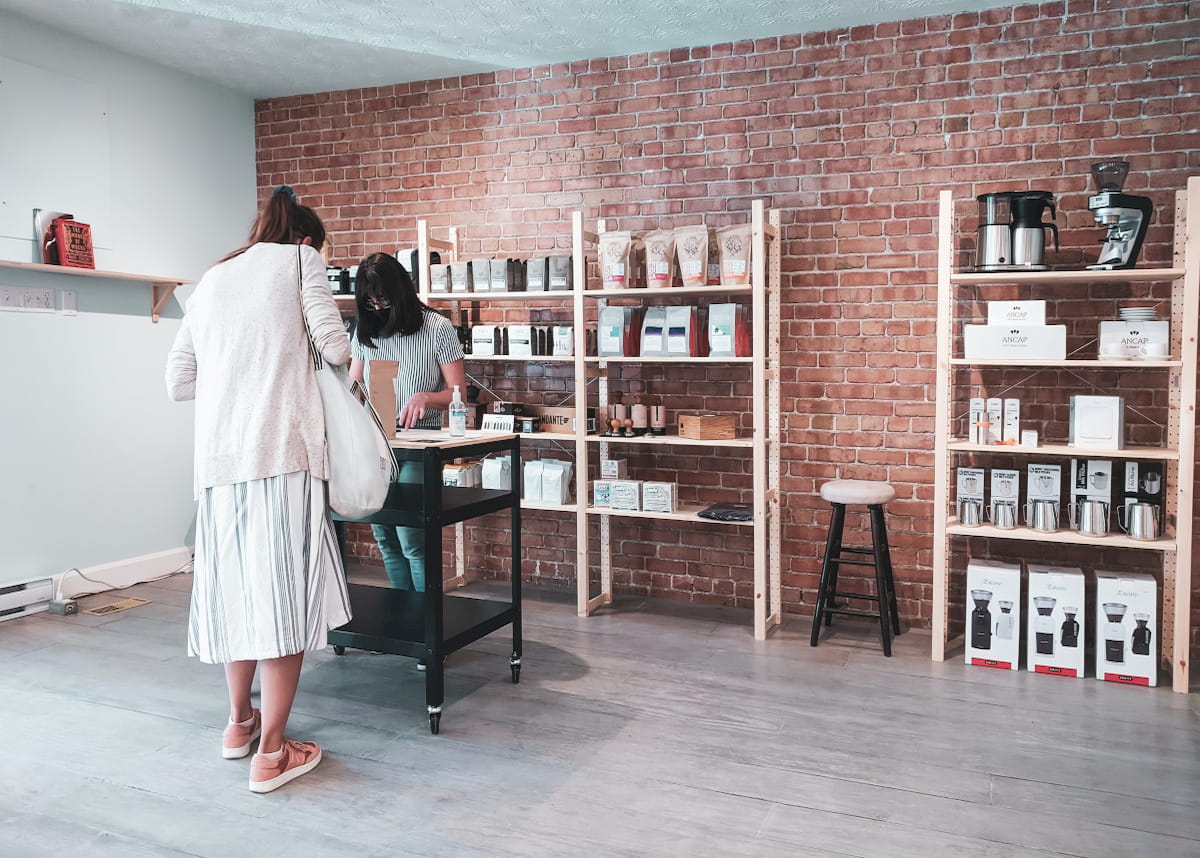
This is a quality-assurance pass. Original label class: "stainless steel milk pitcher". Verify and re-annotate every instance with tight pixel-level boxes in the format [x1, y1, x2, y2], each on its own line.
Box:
[1119, 502, 1161, 541]
[1070, 499, 1109, 536]
[1023, 498, 1059, 532]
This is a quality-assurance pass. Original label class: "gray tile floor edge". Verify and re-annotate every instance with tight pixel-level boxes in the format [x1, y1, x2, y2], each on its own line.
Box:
[0, 566, 1196, 858]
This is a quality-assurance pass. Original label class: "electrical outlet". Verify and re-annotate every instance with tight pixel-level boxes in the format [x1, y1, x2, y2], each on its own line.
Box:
[62, 290, 77, 315]
[0, 286, 23, 311]
[49, 598, 78, 616]
[24, 288, 54, 313]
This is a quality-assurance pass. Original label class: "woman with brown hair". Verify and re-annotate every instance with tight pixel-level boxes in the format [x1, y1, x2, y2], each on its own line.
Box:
[166, 185, 351, 793]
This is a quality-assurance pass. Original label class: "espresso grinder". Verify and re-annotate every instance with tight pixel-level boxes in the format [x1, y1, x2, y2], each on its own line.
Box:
[1086, 160, 1153, 270]
[971, 589, 993, 650]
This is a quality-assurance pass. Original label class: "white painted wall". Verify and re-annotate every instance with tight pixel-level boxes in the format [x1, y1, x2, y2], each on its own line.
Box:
[0, 12, 256, 590]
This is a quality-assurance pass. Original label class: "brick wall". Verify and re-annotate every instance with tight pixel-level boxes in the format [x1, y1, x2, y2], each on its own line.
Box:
[255, 0, 1200, 651]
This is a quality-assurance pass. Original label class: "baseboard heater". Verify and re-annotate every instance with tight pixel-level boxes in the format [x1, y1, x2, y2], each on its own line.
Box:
[0, 577, 54, 622]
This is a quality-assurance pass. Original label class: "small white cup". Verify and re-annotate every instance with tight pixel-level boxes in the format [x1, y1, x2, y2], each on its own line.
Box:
[1099, 342, 1124, 358]
[1138, 342, 1168, 359]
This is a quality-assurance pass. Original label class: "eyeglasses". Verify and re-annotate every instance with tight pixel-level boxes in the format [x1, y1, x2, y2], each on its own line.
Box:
[365, 296, 391, 310]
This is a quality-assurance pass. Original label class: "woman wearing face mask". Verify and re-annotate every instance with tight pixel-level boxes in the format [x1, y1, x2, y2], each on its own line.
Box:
[166, 185, 351, 792]
[350, 252, 466, 596]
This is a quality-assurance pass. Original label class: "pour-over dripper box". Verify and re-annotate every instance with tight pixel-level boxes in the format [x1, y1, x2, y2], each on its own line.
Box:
[965, 559, 1021, 670]
[1026, 565, 1085, 678]
[1095, 571, 1158, 687]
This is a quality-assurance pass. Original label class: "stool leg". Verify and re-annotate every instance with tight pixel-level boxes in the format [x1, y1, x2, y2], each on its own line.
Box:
[869, 504, 893, 657]
[810, 502, 846, 646]
[824, 504, 845, 628]
[877, 509, 901, 635]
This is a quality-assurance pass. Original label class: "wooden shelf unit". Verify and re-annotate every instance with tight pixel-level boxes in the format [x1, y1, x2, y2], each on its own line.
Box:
[412, 203, 782, 639]
[0, 259, 191, 322]
[931, 179, 1199, 693]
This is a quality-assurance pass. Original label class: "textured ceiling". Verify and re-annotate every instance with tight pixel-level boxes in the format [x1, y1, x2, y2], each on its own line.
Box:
[0, 0, 1016, 98]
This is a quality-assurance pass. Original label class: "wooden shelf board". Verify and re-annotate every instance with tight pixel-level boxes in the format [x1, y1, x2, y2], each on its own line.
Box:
[0, 258, 190, 286]
[586, 504, 751, 525]
[427, 291, 576, 302]
[522, 501, 580, 513]
[948, 440, 1178, 460]
[587, 434, 753, 448]
[583, 284, 753, 299]
[950, 267, 1183, 285]
[950, 358, 1181, 368]
[946, 519, 1176, 551]
[466, 354, 574, 362]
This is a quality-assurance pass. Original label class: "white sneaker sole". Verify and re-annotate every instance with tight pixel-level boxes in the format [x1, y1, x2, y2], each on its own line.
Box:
[222, 725, 261, 759]
[248, 749, 322, 793]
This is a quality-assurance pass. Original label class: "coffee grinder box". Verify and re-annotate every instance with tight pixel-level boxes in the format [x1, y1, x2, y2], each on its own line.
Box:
[1096, 571, 1158, 687]
[966, 559, 1022, 670]
[1026, 565, 1086, 679]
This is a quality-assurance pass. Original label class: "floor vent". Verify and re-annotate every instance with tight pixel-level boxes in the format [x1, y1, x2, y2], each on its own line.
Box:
[83, 597, 151, 617]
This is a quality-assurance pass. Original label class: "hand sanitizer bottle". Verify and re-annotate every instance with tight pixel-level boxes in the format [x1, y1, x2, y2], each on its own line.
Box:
[448, 385, 467, 437]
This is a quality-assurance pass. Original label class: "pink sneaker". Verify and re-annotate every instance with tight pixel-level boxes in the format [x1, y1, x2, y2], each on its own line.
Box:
[222, 709, 261, 759]
[248, 740, 322, 793]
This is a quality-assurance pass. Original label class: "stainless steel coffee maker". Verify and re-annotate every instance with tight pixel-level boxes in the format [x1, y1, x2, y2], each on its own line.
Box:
[974, 191, 1058, 271]
[974, 192, 1015, 270]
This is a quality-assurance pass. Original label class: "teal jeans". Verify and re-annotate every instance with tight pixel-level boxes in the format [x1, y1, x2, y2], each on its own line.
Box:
[371, 460, 425, 591]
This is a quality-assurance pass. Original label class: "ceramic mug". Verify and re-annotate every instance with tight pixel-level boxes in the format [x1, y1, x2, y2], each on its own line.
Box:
[1138, 342, 1168, 359]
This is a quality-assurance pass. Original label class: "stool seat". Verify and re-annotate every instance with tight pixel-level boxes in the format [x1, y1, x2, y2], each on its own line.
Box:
[820, 479, 896, 506]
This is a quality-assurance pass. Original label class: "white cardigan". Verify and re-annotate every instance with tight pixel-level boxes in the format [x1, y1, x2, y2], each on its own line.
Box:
[165, 243, 351, 493]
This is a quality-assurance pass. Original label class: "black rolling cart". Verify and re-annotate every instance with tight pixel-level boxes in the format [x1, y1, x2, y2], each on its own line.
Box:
[329, 430, 521, 734]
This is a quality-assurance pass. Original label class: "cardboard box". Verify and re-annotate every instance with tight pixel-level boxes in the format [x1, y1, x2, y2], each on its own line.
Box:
[600, 458, 628, 479]
[592, 480, 612, 509]
[1002, 398, 1020, 444]
[956, 466, 985, 503]
[678, 413, 736, 440]
[641, 481, 677, 513]
[987, 300, 1046, 326]
[522, 405, 596, 435]
[1069, 396, 1124, 449]
[1119, 460, 1165, 522]
[1070, 458, 1113, 504]
[985, 397, 1003, 445]
[367, 360, 400, 437]
[965, 559, 1021, 671]
[963, 325, 1066, 360]
[609, 480, 642, 511]
[1026, 565, 1086, 678]
[1096, 571, 1158, 687]
[1026, 463, 1061, 504]
[1098, 320, 1169, 359]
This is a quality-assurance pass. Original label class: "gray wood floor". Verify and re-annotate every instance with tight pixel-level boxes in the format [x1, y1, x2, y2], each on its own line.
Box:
[1, 566, 1197, 858]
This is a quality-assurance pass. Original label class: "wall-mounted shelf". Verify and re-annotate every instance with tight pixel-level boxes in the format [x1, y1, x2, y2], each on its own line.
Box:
[950, 267, 1183, 285]
[0, 259, 192, 322]
[586, 434, 754, 449]
[945, 519, 1177, 551]
[583, 284, 753, 299]
[428, 291, 577, 303]
[949, 358, 1181, 368]
[947, 440, 1179, 460]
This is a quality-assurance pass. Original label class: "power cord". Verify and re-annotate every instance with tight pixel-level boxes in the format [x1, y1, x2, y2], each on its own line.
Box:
[56, 557, 193, 601]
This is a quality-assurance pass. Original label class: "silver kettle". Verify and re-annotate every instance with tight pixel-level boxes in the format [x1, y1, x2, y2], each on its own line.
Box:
[1070, 499, 1109, 536]
[1119, 502, 1161, 541]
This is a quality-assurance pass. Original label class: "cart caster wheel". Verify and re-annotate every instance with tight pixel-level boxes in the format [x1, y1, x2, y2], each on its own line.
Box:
[510, 655, 522, 684]
[429, 712, 441, 734]
[333, 646, 346, 655]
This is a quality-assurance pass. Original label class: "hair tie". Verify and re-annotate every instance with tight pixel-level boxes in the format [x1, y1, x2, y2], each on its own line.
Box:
[274, 184, 298, 203]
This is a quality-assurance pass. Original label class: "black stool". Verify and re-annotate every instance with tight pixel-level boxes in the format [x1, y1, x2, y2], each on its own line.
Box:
[810, 480, 902, 656]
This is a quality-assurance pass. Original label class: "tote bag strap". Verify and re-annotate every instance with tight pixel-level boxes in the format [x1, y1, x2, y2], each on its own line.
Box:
[296, 246, 325, 370]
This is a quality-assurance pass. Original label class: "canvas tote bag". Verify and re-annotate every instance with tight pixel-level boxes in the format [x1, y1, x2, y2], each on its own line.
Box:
[297, 249, 396, 518]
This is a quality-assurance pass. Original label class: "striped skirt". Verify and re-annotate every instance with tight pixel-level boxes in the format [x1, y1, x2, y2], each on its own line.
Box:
[188, 471, 351, 664]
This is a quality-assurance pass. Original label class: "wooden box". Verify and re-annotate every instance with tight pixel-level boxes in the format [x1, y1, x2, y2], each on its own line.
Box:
[677, 413, 736, 440]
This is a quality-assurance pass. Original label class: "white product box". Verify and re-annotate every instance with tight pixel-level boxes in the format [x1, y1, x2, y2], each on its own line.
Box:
[963, 324, 1067, 360]
[1096, 571, 1158, 687]
[600, 458, 628, 479]
[1069, 396, 1124, 450]
[990, 468, 1020, 503]
[987, 300, 1047, 326]
[1026, 565, 1086, 679]
[609, 480, 642, 511]
[1098, 320, 1170, 359]
[966, 560, 1022, 671]
[1003, 398, 1020, 444]
[592, 480, 612, 509]
[641, 481, 677, 513]
[1020, 429, 1038, 447]
[956, 467, 985, 503]
[985, 397, 1003, 445]
[1026, 463, 1061, 503]
[968, 396, 986, 444]
[1070, 458, 1113, 504]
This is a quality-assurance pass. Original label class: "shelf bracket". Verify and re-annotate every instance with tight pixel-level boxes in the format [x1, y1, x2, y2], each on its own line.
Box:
[151, 281, 179, 322]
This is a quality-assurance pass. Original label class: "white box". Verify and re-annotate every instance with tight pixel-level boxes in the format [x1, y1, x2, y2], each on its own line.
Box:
[987, 300, 1047, 326]
[609, 480, 641, 511]
[956, 467, 985, 503]
[966, 560, 1022, 670]
[1002, 398, 1020, 444]
[1026, 565, 1086, 679]
[985, 397, 1003, 445]
[1070, 458, 1112, 505]
[1026, 463, 1061, 503]
[1098, 320, 1169, 359]
[990, 468, 1020, 503]
[1096, 571, 1158, 687]
[600, 458, 628, 479]
[968, 396, 985, 444]
[963, 325, 1066, 360]
[641, 481, 677, 513]
[1069, 396, 1124, 449]
[592, 480, 612, 509]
